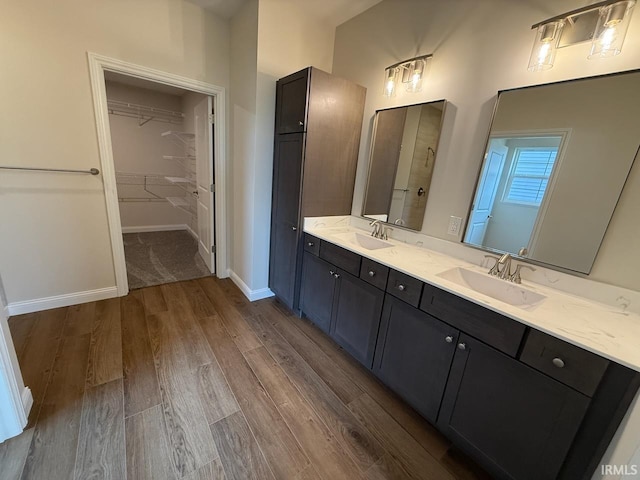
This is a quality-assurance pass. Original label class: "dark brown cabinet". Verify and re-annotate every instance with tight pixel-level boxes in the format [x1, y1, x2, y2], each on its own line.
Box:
[373, 295, 459, 423]
[269, 67, 366, 310]
[331, 271, 384, 367]
[297, 238, 640, 480]
[300, 240, 383, 368]
[438, 334, 590, 480]
[269, 134, 304, 307]
[275, 70, 308, 134]
[299, 252, 335, 333]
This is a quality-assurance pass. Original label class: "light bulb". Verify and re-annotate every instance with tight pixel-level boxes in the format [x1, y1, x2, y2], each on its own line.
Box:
[383, 67, 398, 97]
[589, 1, 635, 58]
[528, 21, 563, 71]
[406, 59, 425, 93]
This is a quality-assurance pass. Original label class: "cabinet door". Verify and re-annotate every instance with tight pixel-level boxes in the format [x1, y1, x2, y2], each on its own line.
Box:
[373, 295, 459, 423]
[438, 334, 590, 480]
[299, 253, 337, 333]
[269, 134, 304, 308]
[276, 69, 309, 134]
[330, 271, 384, 368]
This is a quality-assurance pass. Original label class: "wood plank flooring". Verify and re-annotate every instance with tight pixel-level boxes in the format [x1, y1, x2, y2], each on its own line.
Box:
[2, 277, 491, 480]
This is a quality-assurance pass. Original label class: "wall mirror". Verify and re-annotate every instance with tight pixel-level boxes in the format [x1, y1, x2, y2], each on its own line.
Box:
[362, 100, 446, 231]
[464, 70, 640, 274]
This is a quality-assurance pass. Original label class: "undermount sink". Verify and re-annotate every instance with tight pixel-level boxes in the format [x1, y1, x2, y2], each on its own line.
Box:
[437, 267, 546, 310]
[332, 231, 394, 251]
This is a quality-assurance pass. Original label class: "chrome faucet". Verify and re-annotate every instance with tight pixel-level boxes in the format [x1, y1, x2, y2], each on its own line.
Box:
[381, 226, 393, 240]
[485, 254, 536, 283]
[485, 255, 501, 276]
[369, 220, 382, 239]
[497, 253, 512, 280]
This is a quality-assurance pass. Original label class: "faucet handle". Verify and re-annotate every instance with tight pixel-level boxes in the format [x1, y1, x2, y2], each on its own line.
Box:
[509, 264, 535, 284]
[382, 226, 393, 240]
[484, 255, 500, 275]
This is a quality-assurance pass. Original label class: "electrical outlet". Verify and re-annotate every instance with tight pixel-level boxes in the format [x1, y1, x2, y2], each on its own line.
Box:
[447, 216, 463, 236]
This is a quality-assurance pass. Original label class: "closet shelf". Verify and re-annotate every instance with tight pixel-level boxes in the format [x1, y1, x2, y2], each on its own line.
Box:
[165, 176, 195, 185]
[161, 131, 195, 147]
[162, 155, 195, 160]
[166, 196, 190, 207]
[108, 100, 184, 126]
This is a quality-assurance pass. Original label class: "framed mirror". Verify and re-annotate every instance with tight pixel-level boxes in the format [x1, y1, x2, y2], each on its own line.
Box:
[362, 100, 446, 231]
[464, 70, 640, 274]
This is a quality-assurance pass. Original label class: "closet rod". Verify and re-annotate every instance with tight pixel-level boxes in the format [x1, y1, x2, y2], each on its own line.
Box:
[0, 166, 100, 175]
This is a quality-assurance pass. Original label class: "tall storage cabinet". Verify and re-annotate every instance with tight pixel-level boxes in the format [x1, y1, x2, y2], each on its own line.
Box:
[269, 67, 366, 309]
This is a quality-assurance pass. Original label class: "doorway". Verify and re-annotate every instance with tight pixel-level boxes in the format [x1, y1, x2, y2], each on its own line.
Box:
[88, 54, 228, 295]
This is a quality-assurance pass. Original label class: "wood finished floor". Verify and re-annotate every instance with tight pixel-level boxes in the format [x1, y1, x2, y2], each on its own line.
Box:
[2, 277, 492, 480]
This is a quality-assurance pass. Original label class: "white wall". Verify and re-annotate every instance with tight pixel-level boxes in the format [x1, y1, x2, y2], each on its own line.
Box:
[106, 81, 192, 231]
[333, 0, 640, 292]
[230, 0, 259, 292]
[228, 0, 336, 295]
[0, 0, 229, 305]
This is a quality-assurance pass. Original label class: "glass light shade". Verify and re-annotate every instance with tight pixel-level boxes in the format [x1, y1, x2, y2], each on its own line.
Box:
[405, 59, 425, 93]
[383, 67, 398, 97]
[528, 21, 564, 71]
[589, 0, 635, 58]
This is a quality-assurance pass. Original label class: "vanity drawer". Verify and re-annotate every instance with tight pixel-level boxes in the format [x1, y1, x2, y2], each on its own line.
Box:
[304, 234, 320, 256]
[420, 283, 526, 357]
[520, 329, 609, 397]
[319, 241, 361, 276]
[360, 258, 389, 290]
[386, 270, 423, 307]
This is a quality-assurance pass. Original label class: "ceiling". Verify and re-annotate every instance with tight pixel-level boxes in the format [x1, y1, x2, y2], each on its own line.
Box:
[188, 0, 382, 26]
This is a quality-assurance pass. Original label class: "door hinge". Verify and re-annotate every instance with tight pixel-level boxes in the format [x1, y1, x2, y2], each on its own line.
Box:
[208, 114, 215, 124]
[210, 183, 215, 193]
[211, 245, 216, 254]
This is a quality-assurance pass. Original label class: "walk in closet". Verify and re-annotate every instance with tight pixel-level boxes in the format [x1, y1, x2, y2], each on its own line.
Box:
[105, 72, 215, 289]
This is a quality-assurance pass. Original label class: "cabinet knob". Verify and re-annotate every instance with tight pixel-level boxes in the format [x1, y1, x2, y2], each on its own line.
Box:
[457, 343, 467, 350]
[445, 336, 454, 343]
[298, 121, 304, 126]
[307, 242, 314, 247]
[397, 284, 406, 291]
[368, 270, 375, 277]
[333, 273, 341, 279]
[291, 226, 297, 231]
[552, 357, 565, 369]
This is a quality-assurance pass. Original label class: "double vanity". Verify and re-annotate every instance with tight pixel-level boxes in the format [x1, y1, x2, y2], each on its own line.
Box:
[268, 65, 640, 480]
[299, 216, 640, 480]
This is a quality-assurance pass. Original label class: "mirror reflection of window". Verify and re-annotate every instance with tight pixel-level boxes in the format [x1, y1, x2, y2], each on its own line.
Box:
[466, 135, 564, 256]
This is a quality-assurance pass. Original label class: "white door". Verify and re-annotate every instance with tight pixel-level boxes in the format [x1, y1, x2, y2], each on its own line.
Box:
[195, 97, 215, 273]
[465, 141, 507, 245]
[0, 284, 30, 442]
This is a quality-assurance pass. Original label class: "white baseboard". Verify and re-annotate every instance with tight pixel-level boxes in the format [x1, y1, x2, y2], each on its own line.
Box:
[228, 270, 274, 302]
[21, 387, 33, 419]
[185, 224, 198, 240]
[121, 224, 188, 234]
[7, 286, 118, 316]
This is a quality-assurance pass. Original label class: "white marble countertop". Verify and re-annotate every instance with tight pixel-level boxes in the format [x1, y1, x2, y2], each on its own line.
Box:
[304, 220, 640, 372]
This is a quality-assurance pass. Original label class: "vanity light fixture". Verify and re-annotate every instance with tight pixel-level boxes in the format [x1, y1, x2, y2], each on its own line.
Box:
[528, 0, 636, 71]
[382, 54, 432, 97]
